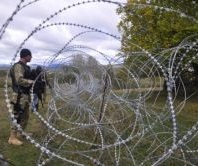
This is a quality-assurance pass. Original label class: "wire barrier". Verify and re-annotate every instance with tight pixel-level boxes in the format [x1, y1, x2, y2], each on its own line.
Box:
[2, 0, 198, 165]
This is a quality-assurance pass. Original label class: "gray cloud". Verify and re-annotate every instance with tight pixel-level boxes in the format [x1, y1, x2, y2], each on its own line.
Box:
[0, 0, 126, 65]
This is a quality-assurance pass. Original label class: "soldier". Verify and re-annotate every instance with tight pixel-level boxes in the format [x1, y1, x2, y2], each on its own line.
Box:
[31, 65, 51, 111]
[8, 48, 34, 145]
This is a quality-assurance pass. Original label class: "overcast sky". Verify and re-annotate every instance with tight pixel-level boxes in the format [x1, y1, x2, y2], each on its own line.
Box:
[0, 0, 126, 65]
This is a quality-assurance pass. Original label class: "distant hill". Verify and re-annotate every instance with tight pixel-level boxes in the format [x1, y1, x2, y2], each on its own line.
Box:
[0, 63, 124, 71]
[0, 63, 58, 70]
[0, 64, 10, 70]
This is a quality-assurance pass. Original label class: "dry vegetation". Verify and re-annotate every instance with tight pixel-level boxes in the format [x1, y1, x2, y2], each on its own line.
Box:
[0, 70, 198, 165]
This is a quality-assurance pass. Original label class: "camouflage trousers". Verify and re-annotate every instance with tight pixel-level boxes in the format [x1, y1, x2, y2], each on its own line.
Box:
[11, 92, 30, 131]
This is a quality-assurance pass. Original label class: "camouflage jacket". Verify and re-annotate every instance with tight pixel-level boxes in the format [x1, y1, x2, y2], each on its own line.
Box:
[10, 61, 33, 94]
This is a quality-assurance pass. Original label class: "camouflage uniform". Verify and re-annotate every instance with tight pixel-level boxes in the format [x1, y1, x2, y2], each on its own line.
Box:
[10, 61, 33, 133]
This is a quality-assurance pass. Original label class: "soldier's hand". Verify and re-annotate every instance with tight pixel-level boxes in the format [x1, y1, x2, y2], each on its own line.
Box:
[28, 80, 34, 85]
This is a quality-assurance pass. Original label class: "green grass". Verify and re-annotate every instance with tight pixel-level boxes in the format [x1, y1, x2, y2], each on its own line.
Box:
[0, 91, 43, 166]
[1, 70, 198, 165]
[0, 70, 6, 88]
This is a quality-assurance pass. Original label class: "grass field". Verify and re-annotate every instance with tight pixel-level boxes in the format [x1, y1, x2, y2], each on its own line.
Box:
[1, 71, 198, 165]
[0, 89, 45, 166]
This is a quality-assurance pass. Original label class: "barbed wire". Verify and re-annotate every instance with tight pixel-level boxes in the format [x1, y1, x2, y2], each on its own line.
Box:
[2, 0, 198, 165]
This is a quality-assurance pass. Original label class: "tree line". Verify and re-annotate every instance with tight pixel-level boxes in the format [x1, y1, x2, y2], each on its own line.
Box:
[117, 0, 198, 93]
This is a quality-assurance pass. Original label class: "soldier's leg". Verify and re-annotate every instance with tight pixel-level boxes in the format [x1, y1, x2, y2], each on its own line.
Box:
[19, 94, 30, 130]
[8, 100, 23, 145]
[16, 94, 33, 139]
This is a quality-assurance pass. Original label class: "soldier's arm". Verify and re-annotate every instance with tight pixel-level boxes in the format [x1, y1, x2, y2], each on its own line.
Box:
[14, 63, 34, 87]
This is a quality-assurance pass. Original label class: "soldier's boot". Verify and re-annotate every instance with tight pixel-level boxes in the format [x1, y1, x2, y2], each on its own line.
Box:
[16, 131, 23, 140]
[8, 131, 23, 145]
